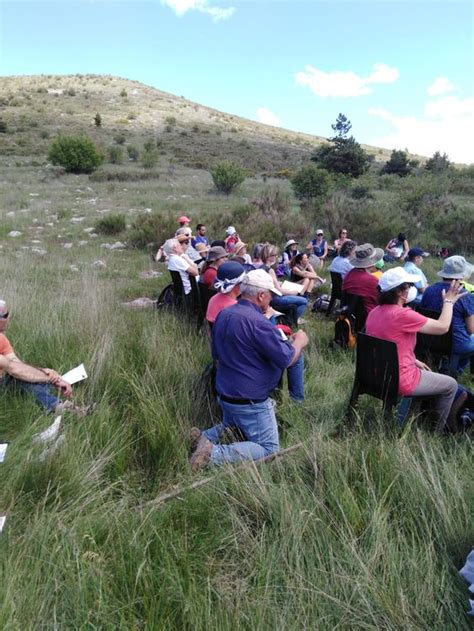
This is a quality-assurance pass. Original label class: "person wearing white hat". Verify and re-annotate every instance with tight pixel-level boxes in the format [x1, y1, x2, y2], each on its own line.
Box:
[365, 267, 464, 433]
[224, 226, 240, 254]
[280, 239, 300, 276]
[189, 269, 309, 470]
[421, 255, 474, 374]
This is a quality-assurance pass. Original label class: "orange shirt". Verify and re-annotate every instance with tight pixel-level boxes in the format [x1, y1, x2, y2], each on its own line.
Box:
[0, 334, 14, 356]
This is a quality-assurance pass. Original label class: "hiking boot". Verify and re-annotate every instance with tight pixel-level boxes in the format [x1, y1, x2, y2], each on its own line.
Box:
[189, 435, 213, 471]
[54, 401, 94, 417]
[446, 390, 468, 433]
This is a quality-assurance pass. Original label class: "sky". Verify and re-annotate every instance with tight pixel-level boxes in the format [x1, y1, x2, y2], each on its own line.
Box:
[1, 0, 473, 163]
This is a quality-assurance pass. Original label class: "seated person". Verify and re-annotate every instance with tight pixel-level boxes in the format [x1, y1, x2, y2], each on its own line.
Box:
[289, 253, 325, 295]
[333, 228, 349, 254]
[191, 223, 209, 249]
[261, 244, 308, 324]
[200, 246, 228, 287]
[384, 232, 409, 262]
[342, 243, 383, 316]
[280, 239, 299, 276]
[232, 241, 252, 266]
[366, 268, 463, 433]
[206, 261, 245, 324]
[371, 258, 385, 280]
[306, 229, 328, 267]
[329, 239, 357, 279]
[403, 247, 430, 304]
[175, 227, 201, 262]
[164, 235, 199, 295]
[0, 300, 87, 415]
[224, 226, 240, 253]
[421, 255, 474, 374]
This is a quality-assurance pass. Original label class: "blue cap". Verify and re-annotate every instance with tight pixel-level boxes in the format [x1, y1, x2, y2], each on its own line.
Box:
[408, 247, 429, 259]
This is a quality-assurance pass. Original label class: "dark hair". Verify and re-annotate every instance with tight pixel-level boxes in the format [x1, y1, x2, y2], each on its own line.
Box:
[290, 252, 306, 269]
[398, 232, 407, 242]
[196, 223, 205, 231]
[378, 282, 410, 305]
[211, 240, 225, 248]
[340, 239, 357, 258]
[339, 228, 347, 237]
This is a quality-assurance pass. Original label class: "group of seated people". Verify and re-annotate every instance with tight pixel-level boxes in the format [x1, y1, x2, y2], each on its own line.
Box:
[160, 217, 473, 471]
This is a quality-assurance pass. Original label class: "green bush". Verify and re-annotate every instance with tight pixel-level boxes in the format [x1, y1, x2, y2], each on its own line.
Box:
[127, 212, 175, 248]
[108, 145, 123, 164]
[48, 135, 103, 174]
[127, 145, 139, 161]
[114, 133, 126, 145]
[94, 213, 127, 235]
[291, 165, 330, 200]
[210, 161, 247, 194]
[94, 113, 102, 127]
[141, 148, 159, 169]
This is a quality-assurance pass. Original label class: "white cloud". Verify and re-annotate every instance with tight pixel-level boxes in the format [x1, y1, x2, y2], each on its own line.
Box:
[295, 63, 399, 98]
[368, 95, 474, 163]
[427, 77, 455, 97]
[161, 0, 235, 21]
[256, 107, 281, 127]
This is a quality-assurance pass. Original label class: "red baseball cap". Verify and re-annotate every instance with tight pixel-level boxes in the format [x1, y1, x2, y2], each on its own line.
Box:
[178, 215, 191, 224]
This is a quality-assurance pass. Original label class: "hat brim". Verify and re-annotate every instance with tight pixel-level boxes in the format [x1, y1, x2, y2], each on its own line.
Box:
[351, 248, 384, 268]
[379, 270, 421, 292]
[437, 263, 474, 279]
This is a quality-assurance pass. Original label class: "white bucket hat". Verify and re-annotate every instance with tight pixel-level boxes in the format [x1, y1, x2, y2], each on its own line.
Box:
[378, 267, 421, 292]
[242, 269, 282, 295]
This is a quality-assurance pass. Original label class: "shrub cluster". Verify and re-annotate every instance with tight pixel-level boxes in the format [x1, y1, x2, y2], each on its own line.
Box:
[210, 161, 247, 194]
[48, 135, 103, 174]
[95, 214, 127, 235]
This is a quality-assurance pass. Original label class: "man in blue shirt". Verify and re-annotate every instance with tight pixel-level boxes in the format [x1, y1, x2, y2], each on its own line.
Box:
[191, 223, 209, 249]
[403, 247, 429, 305]
[421, 255, 474, 373]
[190, 269, 309, 470]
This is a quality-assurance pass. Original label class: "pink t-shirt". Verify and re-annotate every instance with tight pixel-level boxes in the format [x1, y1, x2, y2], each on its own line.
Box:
[206, 293, 237, 323]
[365, 305, 428, 396]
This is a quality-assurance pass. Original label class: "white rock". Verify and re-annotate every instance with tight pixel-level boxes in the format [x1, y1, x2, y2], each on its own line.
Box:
[78, 240, 88, 246]
[29, 193, 39, 197]
[89, 233, 98, 238]
[122, 297, 156, 309]
[83, 227, 95, 233]
[139, 270, 163, 279]
[101, 241, 126, 250]
[31, 248, 47, 256]
[87, 198, 97, 205]
[8, 231, 22, 237]
[31, 240, 42, 244]
[91, 260, 107, 270]
[6, 211, 15, 217]
[46, 222, 54, 227]
[63, 243, 73, 249]
[70, 217, 85, 224]
[69, 265, 79, 272]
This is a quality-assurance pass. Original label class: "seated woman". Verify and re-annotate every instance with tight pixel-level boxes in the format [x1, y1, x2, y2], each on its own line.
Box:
[384, 232, 409, 262]
[329, 239, 356, 279]
[200, 246, 228, 287]
[306, 229, 328, 268]
[260, 244, 308, 324]
[421, 255, 474, 374]
[289, 253, 325, 296]
[365, 267, 463, 433]
[280, 239, 299, 276]
[333, 228, 349, 255]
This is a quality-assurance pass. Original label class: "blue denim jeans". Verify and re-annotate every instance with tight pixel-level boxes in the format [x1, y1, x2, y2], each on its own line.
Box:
[0, 376, 60, 411]
[203, 397, 279, 465]
[287, 353, 304, 401]
[271, 295, 308, 320]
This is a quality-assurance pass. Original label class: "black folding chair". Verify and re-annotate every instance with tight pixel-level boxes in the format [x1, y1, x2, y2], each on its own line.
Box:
[169, 270, 185, 310]
[197, 281, 218, 330]
[348, 333, 415, 425]
[326, 271, 343, 316]
[340, 291, 367, 333]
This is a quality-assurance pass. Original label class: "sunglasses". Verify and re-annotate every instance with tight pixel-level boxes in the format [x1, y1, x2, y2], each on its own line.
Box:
[0, 312, 9, 319]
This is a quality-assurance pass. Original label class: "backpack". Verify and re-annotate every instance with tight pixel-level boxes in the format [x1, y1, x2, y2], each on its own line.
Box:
[156, 283, 174, 309]
[334, 312, 356, 349]
[312, 294, 330, 313]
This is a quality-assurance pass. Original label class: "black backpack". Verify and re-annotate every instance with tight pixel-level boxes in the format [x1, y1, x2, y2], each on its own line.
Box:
[156, 283, 174, 309]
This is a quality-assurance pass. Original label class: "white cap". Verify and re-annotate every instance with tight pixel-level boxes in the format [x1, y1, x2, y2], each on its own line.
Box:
[378, 267, 421, 292]
[242, 269, 282, 295]
[226, 226, 236, 235]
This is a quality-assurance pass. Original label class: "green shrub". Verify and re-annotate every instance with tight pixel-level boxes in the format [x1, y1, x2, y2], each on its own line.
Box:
[114, 133, 126, 145]
[94, 113, 102, 127]
[89, 169, 158, 182]
[127, 212, 175, 248]
[95, 213, 126, 235]
[108, 145, 123, 164]
[127, 145, 139, 161]
[165, 116, 176, 126]
[291, 165, 330, 200]
[141, 147, 159, 169]
[48, 135, 103, 174]
[120, 88, 127, 97]
[210, 161, 247, 194]
[0, 120, 7, 133]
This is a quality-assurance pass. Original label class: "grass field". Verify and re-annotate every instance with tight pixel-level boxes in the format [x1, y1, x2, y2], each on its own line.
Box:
[0, 75, 473, 629]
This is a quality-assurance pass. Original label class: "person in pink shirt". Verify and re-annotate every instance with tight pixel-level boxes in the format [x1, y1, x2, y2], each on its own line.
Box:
[365, 267, 464, 433]
[206, 261, 245, 324]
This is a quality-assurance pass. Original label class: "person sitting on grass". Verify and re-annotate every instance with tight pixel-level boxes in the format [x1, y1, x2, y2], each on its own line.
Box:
[421, 255, 474, 375]
[289, 253, 325, 296]
[334, 228, 349, 255]
[200, 246, 228, 288]
[164, 236, 199, 296]
[189, 269, 309, 470]
[306, 228, 328, 268]
[365, 269, 464, 433]
[329, 239, 357, 279]
[384, 232, 409, 262]
[0, 300, 87, 415]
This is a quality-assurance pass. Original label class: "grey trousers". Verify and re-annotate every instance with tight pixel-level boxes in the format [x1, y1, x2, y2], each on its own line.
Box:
[412, 369, 458, 432]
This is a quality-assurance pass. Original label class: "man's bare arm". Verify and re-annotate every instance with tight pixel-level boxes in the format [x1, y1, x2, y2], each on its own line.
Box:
[0, 355, 57, 384]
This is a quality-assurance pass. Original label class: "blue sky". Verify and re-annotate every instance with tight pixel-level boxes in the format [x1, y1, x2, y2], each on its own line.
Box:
[1, 0, 473, 162]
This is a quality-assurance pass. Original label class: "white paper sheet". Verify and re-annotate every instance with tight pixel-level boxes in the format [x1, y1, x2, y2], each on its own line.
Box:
[62, 363, 88, 385]
[0, 443, 7, 463]
[38, 434, 66, 462]
[33, 416, 62, 444]
[281, 280, 304, 295]
[0, 516, 5, 533]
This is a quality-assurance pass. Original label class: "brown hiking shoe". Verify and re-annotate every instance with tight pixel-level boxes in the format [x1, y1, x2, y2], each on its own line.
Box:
[54, 401, 94, 417]
[189, 436, 213, 471]
[446, 391, 468, 433]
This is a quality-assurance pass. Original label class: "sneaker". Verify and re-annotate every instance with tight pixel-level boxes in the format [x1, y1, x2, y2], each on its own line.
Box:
[54, 401, 94, 417]
[189, 435, 213, 471]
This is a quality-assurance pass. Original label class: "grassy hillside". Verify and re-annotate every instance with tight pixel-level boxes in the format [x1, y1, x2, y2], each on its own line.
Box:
[0, 74, 473, 629]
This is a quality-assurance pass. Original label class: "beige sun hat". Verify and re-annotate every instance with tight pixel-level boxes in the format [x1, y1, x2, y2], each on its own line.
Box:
[351, 243, 385, 268]
[242, 269, 282, 296]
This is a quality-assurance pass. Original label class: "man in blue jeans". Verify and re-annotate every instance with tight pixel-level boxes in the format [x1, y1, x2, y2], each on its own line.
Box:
[0, 299, 86, 414]
[190, 269, 309, 470]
